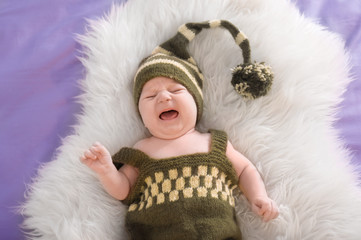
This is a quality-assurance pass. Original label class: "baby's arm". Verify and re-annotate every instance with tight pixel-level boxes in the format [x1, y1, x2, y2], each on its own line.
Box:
[226, 141, 279, 222]
[80, 142, 138, 200]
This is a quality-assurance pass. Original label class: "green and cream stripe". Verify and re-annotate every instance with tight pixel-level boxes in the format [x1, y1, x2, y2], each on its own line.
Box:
[154, 19, 251, 64]
[133, 53, 204, 121]
[133, 19, 253, 122]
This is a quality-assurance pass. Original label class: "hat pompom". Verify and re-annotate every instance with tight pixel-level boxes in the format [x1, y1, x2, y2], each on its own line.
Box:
[231, 62, 273, 99]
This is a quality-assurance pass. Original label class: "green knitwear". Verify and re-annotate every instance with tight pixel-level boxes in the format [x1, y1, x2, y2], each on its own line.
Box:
[113, 130, 242, 240]
[133, 53, 204, 122]
[133, 19, 274, 122]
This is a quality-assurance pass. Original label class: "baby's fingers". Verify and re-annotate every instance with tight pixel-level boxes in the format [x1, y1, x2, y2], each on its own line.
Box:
[262, 202, 279, 222]
[80, 154, 86, 162]
[83, 149, 97, 160]
[90, 142, 110, 158]
[262, 209, 273, 222]
[80, 152, 94, 166]
[256, 200, 270, 217]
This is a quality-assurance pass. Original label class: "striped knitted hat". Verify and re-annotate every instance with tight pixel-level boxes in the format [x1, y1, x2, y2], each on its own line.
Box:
[133, 19, 273, 122]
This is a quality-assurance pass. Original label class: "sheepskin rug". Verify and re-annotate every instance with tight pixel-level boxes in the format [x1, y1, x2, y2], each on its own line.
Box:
[21, 0, 361, 239]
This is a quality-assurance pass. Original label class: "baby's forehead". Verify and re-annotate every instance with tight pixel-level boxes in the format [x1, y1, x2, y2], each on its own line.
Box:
[141, 77, 184, 91]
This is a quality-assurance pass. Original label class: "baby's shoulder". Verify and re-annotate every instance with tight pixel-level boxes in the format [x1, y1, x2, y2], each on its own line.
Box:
[132, 137, 151, 151]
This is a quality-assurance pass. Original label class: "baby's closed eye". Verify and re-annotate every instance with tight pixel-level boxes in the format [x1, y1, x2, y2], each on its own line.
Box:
[171, 87, 186, 93]
[145, 94, 156, 99]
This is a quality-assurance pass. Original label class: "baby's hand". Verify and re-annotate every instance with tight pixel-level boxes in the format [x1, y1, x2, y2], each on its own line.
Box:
[251, 196, 279, 222]
[80, 142, 114, 176]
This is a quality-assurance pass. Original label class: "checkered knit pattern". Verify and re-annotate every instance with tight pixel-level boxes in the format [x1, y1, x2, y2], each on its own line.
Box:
[112, 130, 242, 239]
[133, 19, 273, 122]
[128, 165, 238, 212]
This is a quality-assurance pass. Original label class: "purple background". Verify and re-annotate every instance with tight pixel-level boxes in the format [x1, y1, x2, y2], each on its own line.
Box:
[0, 0, 360, 239]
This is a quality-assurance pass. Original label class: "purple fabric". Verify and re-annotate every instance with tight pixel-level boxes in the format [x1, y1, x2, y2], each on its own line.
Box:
[294, 0, 361, 168]
[0, 0, 359, 239]
[0, 1, 116, 239]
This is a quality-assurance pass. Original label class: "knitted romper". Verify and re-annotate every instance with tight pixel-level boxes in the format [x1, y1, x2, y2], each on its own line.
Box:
[112, 130, 242, 240]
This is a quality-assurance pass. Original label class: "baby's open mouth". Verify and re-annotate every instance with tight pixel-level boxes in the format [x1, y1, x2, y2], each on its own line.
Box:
[159, 110, 179, 120]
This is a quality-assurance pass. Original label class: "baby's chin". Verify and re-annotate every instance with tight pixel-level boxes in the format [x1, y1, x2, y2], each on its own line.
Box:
[149, 125, 195, 141]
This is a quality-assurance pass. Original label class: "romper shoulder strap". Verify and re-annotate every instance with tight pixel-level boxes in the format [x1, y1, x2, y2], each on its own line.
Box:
[210, 129, 228, 155]
[209, 129, 239, 186]
[112, 147, 148, 170]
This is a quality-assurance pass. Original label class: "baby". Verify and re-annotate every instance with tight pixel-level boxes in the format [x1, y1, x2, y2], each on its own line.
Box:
[81, 20, 278, 239]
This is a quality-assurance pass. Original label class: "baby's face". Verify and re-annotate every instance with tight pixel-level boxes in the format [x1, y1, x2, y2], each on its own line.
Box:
[138, 76, 197, 139]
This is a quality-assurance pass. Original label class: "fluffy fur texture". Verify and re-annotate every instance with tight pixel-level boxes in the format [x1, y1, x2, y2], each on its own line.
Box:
[21, 0, 361, 239]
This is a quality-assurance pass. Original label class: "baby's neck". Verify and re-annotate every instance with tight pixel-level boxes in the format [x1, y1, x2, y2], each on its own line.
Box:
[134, 129, 211, 159]
[151, 128, 197, 142]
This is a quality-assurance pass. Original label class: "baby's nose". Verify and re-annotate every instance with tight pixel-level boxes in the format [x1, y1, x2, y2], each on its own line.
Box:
[157, 90, 172, 103]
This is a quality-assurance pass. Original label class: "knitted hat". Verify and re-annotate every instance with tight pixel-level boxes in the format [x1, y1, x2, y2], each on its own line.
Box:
[133, 19, 273, 122]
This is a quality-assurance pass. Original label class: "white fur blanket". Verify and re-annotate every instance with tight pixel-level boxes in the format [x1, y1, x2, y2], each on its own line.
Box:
[21, 0, 361, 239]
